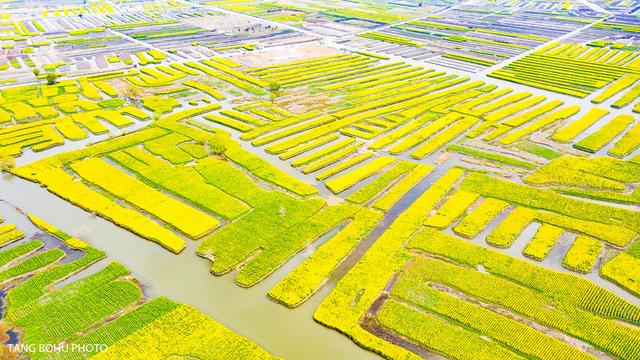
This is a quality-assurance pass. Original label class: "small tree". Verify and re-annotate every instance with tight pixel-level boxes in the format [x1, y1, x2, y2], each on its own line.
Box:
[45, 73, 59, 85]
[208, 133, 227, 156]
[32, 68, 40, 77]
[268, 81, 282, 103]
[269, 81, 282, 93]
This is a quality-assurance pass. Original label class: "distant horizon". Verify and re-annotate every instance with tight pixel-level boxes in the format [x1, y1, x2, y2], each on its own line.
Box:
[0, 1, 637, 360]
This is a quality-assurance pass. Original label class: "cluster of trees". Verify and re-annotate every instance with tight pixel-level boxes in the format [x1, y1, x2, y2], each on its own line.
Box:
[32, 69, 60, 85]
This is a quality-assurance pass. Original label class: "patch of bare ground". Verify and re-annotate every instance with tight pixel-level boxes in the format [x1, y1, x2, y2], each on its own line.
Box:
[232, 43, 340, 68]
[463, 138, 544, 164]
[111, 78, 159, 99]
[434, 151, 453, 165]
[183, 13, 280, 34]
[530, 132, 581, 156]
[278, 91, 335, 115]
[457, 157, 518, 178]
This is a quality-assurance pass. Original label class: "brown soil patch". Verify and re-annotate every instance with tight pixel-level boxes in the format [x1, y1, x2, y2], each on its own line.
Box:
[231, 43, 340, 68]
